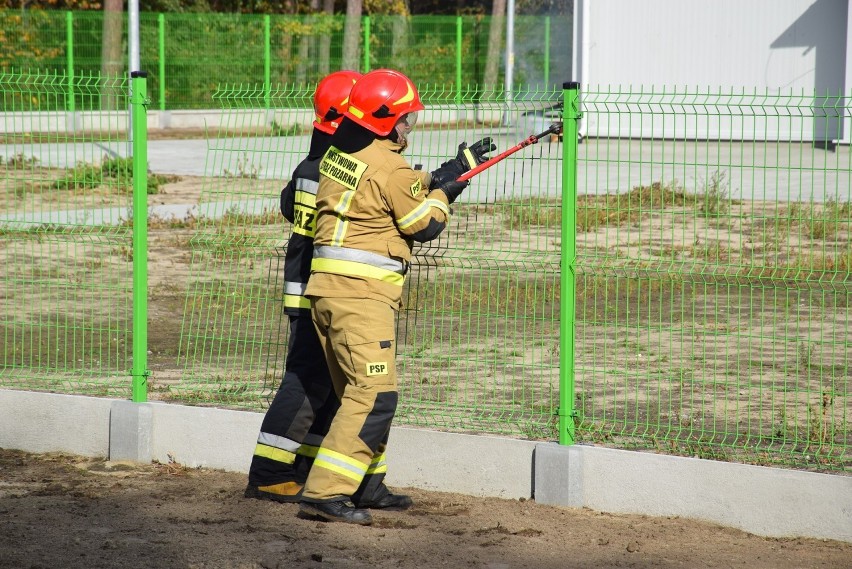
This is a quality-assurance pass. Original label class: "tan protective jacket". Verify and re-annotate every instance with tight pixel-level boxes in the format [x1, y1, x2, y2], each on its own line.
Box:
[305, 138, 450, 308]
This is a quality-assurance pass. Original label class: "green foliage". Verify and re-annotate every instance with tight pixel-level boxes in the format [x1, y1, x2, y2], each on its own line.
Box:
[52, 155, 167, 194]
[0, 153, 39, 169]
[698, 170, 731, 217]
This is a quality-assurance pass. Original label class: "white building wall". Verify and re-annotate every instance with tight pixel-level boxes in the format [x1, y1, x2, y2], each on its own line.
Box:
[574, 0, 850, 142]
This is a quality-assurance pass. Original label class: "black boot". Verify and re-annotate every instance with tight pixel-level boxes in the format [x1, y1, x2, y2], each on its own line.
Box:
[299, 500, 372, 525]
[354, 484, 413, 510]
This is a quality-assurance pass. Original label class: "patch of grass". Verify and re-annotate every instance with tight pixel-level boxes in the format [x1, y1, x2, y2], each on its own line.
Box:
[697, 170, 731, 217]
[801, 198, 850, 241]
[409, 273, 559, 315]
[807, 389, 837, 447]
[224, 153, 261, 179]
[689, 240, 730, 262]
[219, 206, 281, 227]
[577, 180, 699, 233]
[51, 156, 172, 194]
[270, 120, 308, 136]
[500, 197, 561, 230]
[0, 153, 39, 169]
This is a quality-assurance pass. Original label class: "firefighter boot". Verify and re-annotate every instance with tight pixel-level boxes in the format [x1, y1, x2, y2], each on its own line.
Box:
[354, 483, 413, 511]
[299, 500, 373, 525]
[244, 481, 304, 503]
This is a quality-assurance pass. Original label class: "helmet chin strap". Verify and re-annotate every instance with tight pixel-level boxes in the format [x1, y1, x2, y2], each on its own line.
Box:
[392, 122, 410, 152]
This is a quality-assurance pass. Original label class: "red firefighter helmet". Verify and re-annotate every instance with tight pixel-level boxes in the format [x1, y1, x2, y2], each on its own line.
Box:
[344, 69, 425, 136]
[313, 70, 362, 134]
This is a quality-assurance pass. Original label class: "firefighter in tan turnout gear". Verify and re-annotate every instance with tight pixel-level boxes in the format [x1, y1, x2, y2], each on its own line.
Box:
[298, 68, 495, 525]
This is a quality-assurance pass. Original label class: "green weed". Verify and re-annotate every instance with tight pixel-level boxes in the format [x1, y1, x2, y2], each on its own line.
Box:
[270, 120, 307, 137]
[0, 153, 39, 169]
[698, 170, 731, 217]
[51, 156, 170, 194]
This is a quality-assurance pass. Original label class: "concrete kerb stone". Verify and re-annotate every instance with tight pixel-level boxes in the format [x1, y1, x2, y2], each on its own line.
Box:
[1, 390, 850, 543]
[109, 400, 153, 463]
[534, 442, 852, 543]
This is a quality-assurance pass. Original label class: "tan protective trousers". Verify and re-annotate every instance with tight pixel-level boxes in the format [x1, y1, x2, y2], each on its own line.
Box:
[301, 296, 398, 502]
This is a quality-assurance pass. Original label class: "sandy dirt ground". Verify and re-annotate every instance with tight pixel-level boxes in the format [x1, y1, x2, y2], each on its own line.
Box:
[1, 449, 850, 569]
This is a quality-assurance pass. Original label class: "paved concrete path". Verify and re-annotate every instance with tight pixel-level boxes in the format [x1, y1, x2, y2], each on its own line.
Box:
[2, 133, 849, 205]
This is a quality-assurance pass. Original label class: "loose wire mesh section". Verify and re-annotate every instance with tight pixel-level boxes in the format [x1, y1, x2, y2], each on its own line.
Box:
[574, 86, 851, 472]
[0, 71, 133, 396]
[397, 87, 564, 436]
[170, 84, 313, 407]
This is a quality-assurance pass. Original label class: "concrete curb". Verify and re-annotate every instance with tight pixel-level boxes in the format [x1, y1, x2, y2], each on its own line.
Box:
[1, 389, 849, 543]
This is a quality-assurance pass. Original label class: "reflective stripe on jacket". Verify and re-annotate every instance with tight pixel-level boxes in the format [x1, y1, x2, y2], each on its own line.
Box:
[281, 136, 328, 316]
[306, 138, 450, 307]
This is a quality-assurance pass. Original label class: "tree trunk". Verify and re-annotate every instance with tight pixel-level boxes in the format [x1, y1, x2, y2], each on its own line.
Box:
[100, 0, 124, 110]
[483, 0, 506, 96]
[296, 0, 321, 85]
[341, 0, 362, 72]
[390, 4, 409, 65]
[318, 0, 334, 75]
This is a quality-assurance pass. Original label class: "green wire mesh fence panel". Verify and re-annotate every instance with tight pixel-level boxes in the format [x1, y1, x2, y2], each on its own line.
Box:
[574, 86, 851, 472]
[162, 14, 268, 110]
[370, 15, 459, 87]
[0, 71, 133, 397]
[1, 11, 576, 109]
[396, 86, 563, 436]
[170, 84, 313, 407]
[269, 15, 345, 87]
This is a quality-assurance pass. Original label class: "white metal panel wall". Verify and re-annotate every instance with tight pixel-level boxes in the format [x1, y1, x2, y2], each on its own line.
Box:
[576, 0, 850, 141]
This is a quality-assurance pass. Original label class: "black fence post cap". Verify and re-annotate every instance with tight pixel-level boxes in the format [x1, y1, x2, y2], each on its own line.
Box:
[563, 81, 580, 90]
[130, 71, 148, 78]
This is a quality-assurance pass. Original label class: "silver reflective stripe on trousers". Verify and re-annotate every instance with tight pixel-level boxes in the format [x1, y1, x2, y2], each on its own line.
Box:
[313, 245, 406, 274]
[284, 280, 308, 296]
[258, 431, 302, 453]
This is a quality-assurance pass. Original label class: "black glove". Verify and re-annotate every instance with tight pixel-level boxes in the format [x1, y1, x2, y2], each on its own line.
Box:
[458, 137, 496, 170]
[432, 178, 469, 205]
[429, 137, 497, 190]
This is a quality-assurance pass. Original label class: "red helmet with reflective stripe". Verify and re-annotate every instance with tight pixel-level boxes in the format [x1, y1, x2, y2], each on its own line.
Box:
[313, 70, 362, 134]
[344, 69, 425, 136]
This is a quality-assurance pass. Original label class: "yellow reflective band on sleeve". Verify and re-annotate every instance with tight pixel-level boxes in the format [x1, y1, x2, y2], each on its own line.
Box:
[283, 294, 311, 310]
[320, 147, 368, 192]
[366, 453, 388, 475]
[313, 448, 368, 483]
[311, 257, 404, 286]
[330, 213, 350, 247]
[396, 198, 449, 230]
[426, 198, 450, 215]
[254, 443, 297, 465]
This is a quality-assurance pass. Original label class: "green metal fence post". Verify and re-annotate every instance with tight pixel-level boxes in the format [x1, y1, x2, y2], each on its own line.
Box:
[158, 14, 166, 111]
[544, 16, 550, 87]
[363, 16, 371, 73]
[66, 11, 75, 112]
[264, 15, 271, 108]
[559, 81, 580, 444]
[130, 71, 150, 403]
[455, 16, 463, 104]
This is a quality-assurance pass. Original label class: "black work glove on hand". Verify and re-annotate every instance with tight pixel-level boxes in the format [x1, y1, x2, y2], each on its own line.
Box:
[430, 137, 497, 190]
[432, 178, 469, 204]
